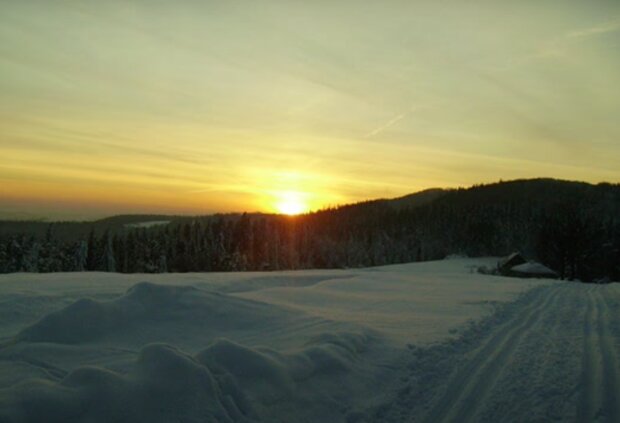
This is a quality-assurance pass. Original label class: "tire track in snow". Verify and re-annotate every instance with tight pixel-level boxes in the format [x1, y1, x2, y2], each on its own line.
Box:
[421, 284, 559, 423]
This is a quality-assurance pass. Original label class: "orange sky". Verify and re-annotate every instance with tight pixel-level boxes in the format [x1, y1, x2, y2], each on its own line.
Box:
[1, 1, 619, 220]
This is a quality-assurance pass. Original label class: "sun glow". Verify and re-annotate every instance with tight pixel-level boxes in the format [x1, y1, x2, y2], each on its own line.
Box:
[275, 191, 308, 215]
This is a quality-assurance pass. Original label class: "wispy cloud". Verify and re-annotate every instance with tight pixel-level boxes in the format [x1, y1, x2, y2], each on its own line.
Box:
[489, 16, 620, 71]
[364, 102, 438, 139]
[2, 1, 619, 218]
[566, 17, 620, 39]
[536, 16, 620, 59]
[365, 111, 408, 138]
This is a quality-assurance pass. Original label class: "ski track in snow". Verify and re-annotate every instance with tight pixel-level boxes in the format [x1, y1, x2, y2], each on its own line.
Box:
[578, 287, 620, 422]
[422, 285, 559, 423]
[371, 283, 620, 423]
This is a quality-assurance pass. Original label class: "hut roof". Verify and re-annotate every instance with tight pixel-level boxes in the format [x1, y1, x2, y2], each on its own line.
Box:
[498, 252, 526, 271]
[511, 262, 558, 278]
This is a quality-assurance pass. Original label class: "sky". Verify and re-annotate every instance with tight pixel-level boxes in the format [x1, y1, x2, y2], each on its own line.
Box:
[1, 0, 619, 220]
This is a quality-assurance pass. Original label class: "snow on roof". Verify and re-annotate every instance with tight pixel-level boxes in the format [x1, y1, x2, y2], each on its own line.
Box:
[511, 262, 557, 276]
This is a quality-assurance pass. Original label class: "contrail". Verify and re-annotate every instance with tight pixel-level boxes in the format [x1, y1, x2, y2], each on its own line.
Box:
[365, 111, 408, 138]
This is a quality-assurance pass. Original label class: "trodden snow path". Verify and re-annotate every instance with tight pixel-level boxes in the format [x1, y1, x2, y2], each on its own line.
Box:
[372, 283, 620, 423]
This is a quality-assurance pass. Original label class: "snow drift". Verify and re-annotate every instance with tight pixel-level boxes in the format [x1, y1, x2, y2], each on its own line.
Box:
[16, 282, 295, 345]
[1, 333, 373, 423]
[2, 259, 588, 422]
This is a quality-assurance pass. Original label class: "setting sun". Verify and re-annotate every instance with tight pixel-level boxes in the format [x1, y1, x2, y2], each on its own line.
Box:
[275, 191, 307, 215]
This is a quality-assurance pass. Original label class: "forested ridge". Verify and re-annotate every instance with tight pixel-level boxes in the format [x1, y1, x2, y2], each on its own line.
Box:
[1, 179, 619, 282]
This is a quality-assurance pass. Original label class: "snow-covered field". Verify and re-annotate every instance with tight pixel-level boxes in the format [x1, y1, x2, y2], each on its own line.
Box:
[0, 258, 618, 422]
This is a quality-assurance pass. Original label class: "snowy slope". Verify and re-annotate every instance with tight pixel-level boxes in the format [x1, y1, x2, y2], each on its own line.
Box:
[0, 259, 618, 422]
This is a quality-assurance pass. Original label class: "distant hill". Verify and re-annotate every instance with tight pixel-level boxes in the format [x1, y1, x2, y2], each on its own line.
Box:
[0, 214, 184, 242]
[0, 188, 450, 241]
[0, 212, 270, 242]
[386, 188, 448, 209]
[1, 179, 619, 281]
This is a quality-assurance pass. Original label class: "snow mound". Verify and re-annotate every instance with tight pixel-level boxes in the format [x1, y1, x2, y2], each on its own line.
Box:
[511, 262, 558, 277]
[17, 297, 119, 343]
[197, 339, 294, 397]
[197, 332, 371, 402]
[0, 334, 373, 423]
[289, 332, 369, 378]
[1, 343, 256, 423]
[16, 282, 293, 345]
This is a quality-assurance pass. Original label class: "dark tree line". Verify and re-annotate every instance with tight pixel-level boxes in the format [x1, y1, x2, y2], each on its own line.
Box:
[1, 179, 619, 282]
